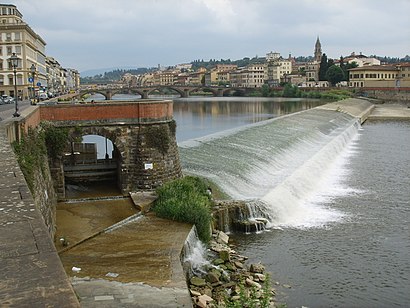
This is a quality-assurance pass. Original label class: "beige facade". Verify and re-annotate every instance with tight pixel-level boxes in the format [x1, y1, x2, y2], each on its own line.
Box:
[265, 52, 292, 86]
[348, 65, 405, 88]
[154, 70, 176, 86]
[245, 63, 265, 87]
[0, 4, 47, 98]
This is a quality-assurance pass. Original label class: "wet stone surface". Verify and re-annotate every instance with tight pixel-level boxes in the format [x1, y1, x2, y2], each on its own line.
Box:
[56, 187, 193, 307]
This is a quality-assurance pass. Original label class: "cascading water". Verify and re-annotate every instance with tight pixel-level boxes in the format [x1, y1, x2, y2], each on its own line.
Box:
[179, 109, 361, 229]
[182, 227, 210, 278]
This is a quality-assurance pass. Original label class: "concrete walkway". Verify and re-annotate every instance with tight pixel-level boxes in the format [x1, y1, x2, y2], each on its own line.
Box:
[0, 119, 80, 307]
[367, 102, 410, 120]
[59, 212, 193, 307]
[316, 98, 375, 123]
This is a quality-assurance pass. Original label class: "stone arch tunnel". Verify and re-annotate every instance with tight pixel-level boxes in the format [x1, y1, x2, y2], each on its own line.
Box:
[38, 100, 182, 198]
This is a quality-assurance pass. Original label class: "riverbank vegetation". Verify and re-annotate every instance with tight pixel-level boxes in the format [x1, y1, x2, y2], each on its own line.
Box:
[250, 84, 353, 101]
[12, 122, 75, 194]
[153, 176, 213, 242]
[12, 127, 48, 194]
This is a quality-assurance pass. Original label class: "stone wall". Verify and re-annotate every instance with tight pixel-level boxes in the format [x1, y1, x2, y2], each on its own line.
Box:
[4, 107, 58, 238]
[29, 157, 58, 238]
[358, 88, 410, 102]
[129, 122, 182, 190]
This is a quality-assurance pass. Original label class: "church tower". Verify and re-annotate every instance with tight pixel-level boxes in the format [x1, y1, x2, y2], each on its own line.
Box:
[314, 36, 322, 62]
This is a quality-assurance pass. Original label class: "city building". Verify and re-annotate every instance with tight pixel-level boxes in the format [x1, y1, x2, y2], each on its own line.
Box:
[348, 63, 410, 88]
[265, 52, 292, 86]
[0, 4, 79, 99]
[0, 4, 47, 99]
[344, 52, 381, 67]
[304, 37, 322, 83]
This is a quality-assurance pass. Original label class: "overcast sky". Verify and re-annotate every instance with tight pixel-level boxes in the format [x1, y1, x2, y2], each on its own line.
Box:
[13, 0, 410, 73]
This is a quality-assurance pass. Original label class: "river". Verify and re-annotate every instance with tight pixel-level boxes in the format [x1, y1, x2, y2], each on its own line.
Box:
[176, 98, 410, 308]
[84, 95, 409, 307]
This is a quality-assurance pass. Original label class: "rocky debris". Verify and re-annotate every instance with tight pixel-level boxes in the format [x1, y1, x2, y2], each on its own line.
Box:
[187, 230, 277, 307]
[250, 263, 265, 274]
[213, 201, 270, 233]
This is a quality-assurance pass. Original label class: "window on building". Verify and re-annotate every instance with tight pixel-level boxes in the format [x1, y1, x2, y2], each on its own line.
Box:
[15, 46, 21, 55]
[14, 32, 20, 40]
[6, 46, 12, 55]
[6, 33, 11, 41]
[0, 60, 3, 70]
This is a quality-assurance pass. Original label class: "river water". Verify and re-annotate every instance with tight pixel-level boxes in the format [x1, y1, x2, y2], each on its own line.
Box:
[82, 95, 409, 307]
[177, 98, 410, 308]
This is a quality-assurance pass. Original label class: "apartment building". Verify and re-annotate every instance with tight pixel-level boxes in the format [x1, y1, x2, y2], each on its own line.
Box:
[153, 70, 176, 86]
[349, 64, 410, 88]
[0, 4, 79, 99]
[265, 52, 292, 86]
[245, 63, 265, 87]
[0, 4, 47, 98]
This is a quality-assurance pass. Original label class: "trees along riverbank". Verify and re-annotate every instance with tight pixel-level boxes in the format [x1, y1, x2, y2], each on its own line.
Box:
[152, 176, 282, 308]
[250, 84, 354, 101]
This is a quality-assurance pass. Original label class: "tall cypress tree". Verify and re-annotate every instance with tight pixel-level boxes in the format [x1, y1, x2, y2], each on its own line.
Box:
[319, 53, 328, 81]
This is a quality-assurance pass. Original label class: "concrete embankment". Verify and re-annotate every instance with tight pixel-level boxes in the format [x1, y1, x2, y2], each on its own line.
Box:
[367, 102, 410, 121]
[316, 97, 410, 122]
[316, 98, 375, 124]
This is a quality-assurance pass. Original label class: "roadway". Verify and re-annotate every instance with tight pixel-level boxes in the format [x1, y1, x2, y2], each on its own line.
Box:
[0, 99, 31, 122]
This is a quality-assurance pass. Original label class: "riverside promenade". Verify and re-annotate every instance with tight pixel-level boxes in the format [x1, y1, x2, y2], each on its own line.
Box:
[0, 113, 80, 306]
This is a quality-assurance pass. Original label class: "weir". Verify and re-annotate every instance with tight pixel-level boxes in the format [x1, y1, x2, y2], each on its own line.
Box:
[179, 99, 374, 230]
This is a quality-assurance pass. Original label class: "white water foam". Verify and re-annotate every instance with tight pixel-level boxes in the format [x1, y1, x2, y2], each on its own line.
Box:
[259, 121, 363, 229]
[182, 228, 210, 276]
[181, 110, 365, 231]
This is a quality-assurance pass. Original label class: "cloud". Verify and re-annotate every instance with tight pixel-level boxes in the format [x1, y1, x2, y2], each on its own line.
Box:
[12, 0, 410, 71]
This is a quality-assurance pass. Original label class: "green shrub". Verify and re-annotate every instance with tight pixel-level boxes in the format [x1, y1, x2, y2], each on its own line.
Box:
[12, 127, 47, 194]
[153, 176, 212, 243]
[40, 122, 70, 159]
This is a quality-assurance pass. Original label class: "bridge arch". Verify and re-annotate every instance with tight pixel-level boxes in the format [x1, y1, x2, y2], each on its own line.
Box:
[187, 87, 219, 97]
[79, 89, 110, 100]
[145, 86, 186, 98]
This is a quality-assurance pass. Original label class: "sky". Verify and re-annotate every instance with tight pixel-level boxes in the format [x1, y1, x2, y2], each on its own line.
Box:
[12, 0, 410, 74]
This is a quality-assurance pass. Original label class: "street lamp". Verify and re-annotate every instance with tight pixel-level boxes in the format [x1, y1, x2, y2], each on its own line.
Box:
[9, 52, 20, 117]
[30, 63, 36, 105]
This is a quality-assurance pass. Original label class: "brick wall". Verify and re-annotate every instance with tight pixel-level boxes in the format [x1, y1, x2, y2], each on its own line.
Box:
[39, 100, 173, 123]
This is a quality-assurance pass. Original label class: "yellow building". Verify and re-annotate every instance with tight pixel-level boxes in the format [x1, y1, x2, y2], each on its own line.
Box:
[0, 4, 47, 99]
[348, 65, 409, 88]
[265, 52, 293, 86]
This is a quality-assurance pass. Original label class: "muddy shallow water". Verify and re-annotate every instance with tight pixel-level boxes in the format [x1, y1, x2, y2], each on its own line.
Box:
[59, 213, 192, 286]
[56, 182, 192, 287]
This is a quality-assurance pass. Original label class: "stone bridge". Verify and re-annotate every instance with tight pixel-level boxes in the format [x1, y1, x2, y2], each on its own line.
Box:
[13, 99, 182, 198]
[77, 85, 254, 100]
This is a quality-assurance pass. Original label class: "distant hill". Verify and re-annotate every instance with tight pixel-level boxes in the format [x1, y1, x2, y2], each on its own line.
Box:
[80, 67, 155, 84]
[81, 66, 152, 78]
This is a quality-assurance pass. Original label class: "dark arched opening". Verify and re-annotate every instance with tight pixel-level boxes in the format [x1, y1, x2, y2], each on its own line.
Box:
[62, 134, 122, 198]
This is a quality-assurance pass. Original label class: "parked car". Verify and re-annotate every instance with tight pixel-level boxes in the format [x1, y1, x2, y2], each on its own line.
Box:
[38, 92, 48, 101]
[1, 95, 15, 104]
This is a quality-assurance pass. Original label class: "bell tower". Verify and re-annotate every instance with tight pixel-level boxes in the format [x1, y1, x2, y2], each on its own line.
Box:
[314, 36, 322, 62]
